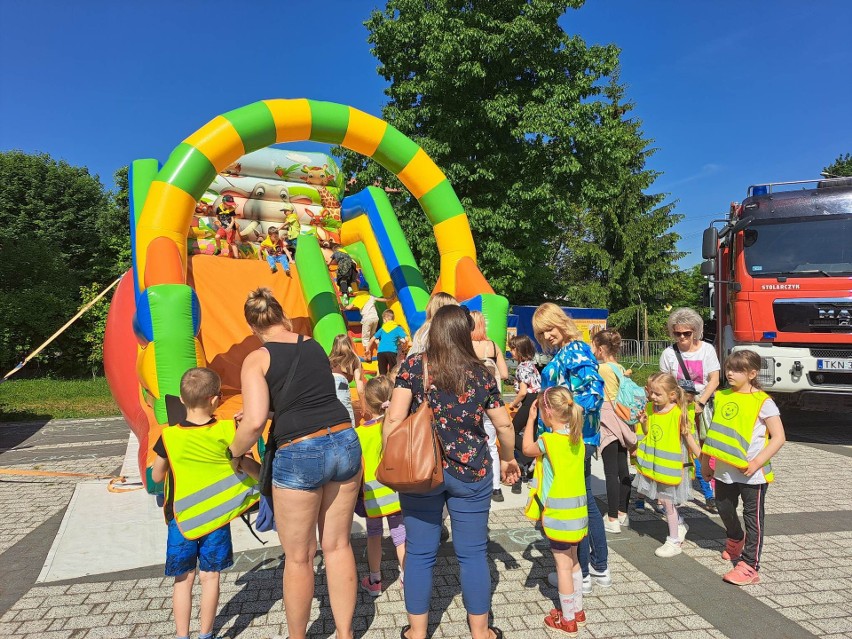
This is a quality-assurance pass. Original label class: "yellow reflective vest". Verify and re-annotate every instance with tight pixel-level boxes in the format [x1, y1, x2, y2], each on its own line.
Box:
[524, 431, 588, 544]
[356, 418, 401, 517]
[636, 405, 684, 486]
[161, 419, 260, 540]
[702, 389, 774, 482]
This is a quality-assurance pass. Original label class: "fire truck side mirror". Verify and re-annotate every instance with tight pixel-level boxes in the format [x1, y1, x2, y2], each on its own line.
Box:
[700, 259, 716, 276]
[702, 227, 719, 259]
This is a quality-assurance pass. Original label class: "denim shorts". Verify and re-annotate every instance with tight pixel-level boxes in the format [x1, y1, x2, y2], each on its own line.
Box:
[165, 518, 233, 577]
[272, 425, 362, 491]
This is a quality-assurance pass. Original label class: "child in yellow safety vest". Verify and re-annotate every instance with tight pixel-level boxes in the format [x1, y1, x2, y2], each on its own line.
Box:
[151, 368, 259, 639]
[700, 350, 786, 586]
[355, 375, 406, 597]
[633, 373, 702, 559]
[522, 386, 588, 637]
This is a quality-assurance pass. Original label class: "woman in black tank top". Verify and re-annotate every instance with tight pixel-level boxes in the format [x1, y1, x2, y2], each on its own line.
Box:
[229, 287, 361, 639]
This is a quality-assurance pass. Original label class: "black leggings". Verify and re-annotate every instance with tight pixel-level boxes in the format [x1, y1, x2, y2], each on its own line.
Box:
[512, 392, 538, 466]
[601, 440, 631, 519]
[377, 351, 397, 375]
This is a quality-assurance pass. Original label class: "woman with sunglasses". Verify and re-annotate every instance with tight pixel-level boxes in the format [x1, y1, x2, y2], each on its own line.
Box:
[659, 307, 721, 513]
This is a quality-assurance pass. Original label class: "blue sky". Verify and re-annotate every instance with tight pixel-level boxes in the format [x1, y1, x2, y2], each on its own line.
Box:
[2, 1, 850, 267]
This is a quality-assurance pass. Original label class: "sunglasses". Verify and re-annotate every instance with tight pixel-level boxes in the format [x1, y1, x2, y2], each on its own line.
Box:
[673, 331, 693, 337]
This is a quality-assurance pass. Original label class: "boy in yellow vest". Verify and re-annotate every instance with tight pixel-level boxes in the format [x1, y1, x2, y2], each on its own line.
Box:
[151, 368, 259, 639]
[700, 350, 786, 586]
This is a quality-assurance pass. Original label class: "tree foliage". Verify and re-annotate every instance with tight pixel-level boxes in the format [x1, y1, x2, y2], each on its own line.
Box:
[823, 153, 852, 177]
[336, 0, 684, 324]
[0, 152, 130, 377]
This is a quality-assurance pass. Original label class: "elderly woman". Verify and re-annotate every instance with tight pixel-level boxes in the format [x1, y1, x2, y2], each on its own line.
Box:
[229, 287, 360, 639]
[386, 305, 520, 639]
[532, 303, 611, 595]
[659, 307, 721, 513]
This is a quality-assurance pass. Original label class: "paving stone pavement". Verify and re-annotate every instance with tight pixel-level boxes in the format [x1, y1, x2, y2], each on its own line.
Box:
[1, 414, 850, 639]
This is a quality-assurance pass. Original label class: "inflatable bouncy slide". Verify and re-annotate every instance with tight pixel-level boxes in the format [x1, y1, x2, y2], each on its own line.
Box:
[103, 99, 509, 489]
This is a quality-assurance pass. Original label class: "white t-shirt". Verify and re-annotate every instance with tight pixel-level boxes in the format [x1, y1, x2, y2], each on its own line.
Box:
[659, 341, 720, 395]
[713, 396, 780, 485]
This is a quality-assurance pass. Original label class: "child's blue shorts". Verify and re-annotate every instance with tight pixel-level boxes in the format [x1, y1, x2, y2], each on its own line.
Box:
[165, 518, 234, 577]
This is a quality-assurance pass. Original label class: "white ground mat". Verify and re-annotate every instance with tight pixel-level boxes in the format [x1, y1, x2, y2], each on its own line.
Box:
[38, 433, 607, 582]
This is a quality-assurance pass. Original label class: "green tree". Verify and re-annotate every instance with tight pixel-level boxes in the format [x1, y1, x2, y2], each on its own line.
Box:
[336, 0, 622, 302]
[823, 153, 852, 177]
[0, 152, 128, 376]
[559, 74, 684, 335]
[336, 1, 683, 318]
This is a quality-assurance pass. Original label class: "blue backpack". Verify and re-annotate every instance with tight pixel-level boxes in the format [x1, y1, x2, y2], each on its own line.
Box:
[606, 363, 646, 426]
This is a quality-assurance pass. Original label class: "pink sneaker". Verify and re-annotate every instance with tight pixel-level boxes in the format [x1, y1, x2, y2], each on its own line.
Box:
[360, 575, 381, 597]
[721, 537, 745, 561]
[544, 609, 578, 636]
[723, 562, 760, 586]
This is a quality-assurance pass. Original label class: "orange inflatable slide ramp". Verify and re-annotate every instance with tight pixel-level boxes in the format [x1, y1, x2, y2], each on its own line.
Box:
[187, 255, 312, 418]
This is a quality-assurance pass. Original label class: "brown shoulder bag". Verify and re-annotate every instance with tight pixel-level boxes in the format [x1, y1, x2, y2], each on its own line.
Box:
[376, 357, 444, 493]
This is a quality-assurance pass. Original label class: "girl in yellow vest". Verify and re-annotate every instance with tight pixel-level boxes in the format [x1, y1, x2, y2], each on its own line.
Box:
[700, 350, 786, 586]
[633, 373, 702, 558]
[355, 375, 406, 597]
[522, 386, 587, 637]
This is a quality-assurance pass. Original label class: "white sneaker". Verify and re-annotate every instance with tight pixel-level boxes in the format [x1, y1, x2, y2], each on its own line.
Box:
[588, 566, 612, 588]
[547, 572, 592, 594]
[618, 513, 629, 527]
[655, 539, 683, 558]
[603, 517, 621, 534]
[678, 521, 689, 544]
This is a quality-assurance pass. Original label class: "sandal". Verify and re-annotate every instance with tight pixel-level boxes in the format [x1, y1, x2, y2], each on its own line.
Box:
[400, 626, 412, 639]
[465, 618, 504, 639]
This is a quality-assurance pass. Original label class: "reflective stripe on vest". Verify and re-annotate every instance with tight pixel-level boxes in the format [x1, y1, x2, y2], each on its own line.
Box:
[702, 389, 774, 482]
[162, 420, 260, 540]
[636, 405, 684, 486]
[356, 421, 401, 517]
[524, 432, 588, 543]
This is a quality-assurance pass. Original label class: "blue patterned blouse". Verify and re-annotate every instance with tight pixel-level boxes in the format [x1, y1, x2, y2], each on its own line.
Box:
[540, 340, 605, 446]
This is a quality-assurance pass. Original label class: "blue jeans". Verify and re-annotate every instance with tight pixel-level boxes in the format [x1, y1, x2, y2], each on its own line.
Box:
[578, 444, 608, 577]
[694, 457, 714, 500]
[272, 426, 361, 491]
[399, 470, 492, 615]
[266, 254, 290, 272]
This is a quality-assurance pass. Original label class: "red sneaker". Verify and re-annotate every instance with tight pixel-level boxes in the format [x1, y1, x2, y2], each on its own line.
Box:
[550, 608, 585, 628]
[723, 561, 760, 586]
[721, 537, 745, 561]
[545, 609, 578, 636]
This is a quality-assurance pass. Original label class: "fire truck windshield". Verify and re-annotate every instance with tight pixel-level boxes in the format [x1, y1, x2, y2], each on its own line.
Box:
[742, 215, 852, 277]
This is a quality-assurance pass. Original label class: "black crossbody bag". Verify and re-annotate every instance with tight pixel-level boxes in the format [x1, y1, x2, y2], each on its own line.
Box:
[258, 335, 303, 497]
[671, 344, 698, 396]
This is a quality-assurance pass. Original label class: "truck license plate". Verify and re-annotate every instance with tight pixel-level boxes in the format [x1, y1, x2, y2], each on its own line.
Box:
[817, 359, 852, 371]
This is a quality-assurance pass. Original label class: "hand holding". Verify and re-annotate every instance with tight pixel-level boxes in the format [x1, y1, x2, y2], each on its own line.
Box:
[501, 459, 521, 485]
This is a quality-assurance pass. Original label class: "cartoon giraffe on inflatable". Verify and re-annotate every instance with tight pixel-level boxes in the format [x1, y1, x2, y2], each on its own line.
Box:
[302, 164, 341, 221]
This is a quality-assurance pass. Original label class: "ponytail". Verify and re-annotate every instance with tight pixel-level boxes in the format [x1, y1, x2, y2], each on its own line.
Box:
[674, 386, 691, 434]
[541, 386, 584, 445]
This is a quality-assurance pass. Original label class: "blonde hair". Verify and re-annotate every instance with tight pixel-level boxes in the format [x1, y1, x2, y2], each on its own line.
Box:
[725, 350, 763, 390]
[532, 303, 582, 352]
[646, 372, 690, 433]
[328, 334, 361, 377]
[426, 292, 458, 320]
[244, 287, 292, 331]
[666, 307, 704, 341]
[364, 375, 394, 416]
[592, 329, 622, 356]
[470, 310, 487, 341]
[180, 367, 221, 410]
[540, 386, 583, 444]
[382, 309, 395, 322]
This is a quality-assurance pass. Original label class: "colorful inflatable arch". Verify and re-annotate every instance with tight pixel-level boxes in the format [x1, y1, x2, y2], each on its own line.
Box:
[104, 99, 509, 488]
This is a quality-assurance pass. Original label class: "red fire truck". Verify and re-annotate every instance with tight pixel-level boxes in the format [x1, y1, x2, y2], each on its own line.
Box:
[701, 177, 852, 410]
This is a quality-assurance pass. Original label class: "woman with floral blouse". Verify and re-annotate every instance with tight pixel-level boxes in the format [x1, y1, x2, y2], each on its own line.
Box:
[385, 305, 521, 639]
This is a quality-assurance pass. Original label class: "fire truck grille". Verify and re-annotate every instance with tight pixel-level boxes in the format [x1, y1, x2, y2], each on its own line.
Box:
[810, 348, 852, 358]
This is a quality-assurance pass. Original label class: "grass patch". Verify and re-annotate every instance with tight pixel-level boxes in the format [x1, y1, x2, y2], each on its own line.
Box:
[0, 377, 119, 422]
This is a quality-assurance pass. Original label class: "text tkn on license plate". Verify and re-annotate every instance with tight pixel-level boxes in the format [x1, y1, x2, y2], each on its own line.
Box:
[817, 359, 852, 371]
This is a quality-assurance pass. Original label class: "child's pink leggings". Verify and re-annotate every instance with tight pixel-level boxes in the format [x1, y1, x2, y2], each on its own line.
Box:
[661, 498, 680, 541]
